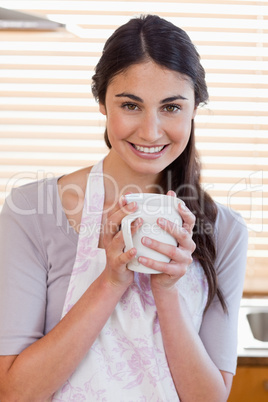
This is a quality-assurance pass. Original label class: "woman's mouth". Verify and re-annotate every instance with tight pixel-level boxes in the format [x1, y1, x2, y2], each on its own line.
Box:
[132, 144, 166, 154]
[128, 142, 168, 159]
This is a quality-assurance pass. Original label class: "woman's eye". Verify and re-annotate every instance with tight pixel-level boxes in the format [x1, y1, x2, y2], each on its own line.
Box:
[123, 103, 138, 111]
[164, 104, 180, 112]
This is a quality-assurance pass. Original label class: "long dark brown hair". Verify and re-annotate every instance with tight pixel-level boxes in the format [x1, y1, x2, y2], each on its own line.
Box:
[92, 15, 226, 312]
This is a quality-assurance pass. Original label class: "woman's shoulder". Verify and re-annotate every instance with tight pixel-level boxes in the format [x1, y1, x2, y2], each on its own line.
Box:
[57, 166, 93, 234]
[2, 165, 91, 221]
[4, 176, 58, 215]
[214, 202, 247, 235]
[58, 166, 92, 201]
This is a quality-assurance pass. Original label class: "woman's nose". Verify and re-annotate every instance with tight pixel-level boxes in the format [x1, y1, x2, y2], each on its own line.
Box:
[137, 112, 163, 142]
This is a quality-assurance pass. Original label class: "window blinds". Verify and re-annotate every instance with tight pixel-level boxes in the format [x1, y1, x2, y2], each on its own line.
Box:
[0, 0, 267, 293]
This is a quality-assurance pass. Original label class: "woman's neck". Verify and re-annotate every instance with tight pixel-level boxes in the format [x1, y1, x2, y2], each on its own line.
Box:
[103, 152, 163, 202]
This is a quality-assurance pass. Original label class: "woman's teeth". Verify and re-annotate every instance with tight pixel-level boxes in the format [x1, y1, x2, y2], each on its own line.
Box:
[133, 144, 165, 153]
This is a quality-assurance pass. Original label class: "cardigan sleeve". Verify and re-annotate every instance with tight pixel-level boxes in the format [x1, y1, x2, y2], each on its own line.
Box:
[199, 203, 248, 375]
[0, 186, 48, 355]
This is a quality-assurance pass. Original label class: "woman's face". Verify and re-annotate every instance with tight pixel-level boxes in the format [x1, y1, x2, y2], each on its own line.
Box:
[100, 61, 196, 177]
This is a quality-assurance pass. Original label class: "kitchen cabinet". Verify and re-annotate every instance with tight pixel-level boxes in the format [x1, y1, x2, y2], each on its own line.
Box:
[228, 366, 268, 402]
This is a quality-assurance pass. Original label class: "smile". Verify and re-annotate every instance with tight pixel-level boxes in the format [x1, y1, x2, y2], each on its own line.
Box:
[132, 144, 166, 154]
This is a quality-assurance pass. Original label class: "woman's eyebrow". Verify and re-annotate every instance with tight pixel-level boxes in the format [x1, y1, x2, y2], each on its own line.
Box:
[115, 93, 188, 103]
[160, 95, 188, 103]
[115, 93, 143, 102]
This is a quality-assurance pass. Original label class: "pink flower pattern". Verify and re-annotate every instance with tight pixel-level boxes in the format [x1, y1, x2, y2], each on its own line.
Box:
[52, 160, 208, 401]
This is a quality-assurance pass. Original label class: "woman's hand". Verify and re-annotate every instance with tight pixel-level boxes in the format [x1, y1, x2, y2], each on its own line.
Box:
[102, 196, 142, 290]
[139, 191, 196, 292]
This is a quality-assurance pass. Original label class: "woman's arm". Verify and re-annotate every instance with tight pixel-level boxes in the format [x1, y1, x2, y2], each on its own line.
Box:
[0, 273, 128, 401]
[152, 286, 232, 402]
[0, 198, 140, 401]
[139, 199, 235, 401]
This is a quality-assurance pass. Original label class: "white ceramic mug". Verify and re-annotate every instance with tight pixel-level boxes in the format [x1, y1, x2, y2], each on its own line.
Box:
[121, 193, 183, 274]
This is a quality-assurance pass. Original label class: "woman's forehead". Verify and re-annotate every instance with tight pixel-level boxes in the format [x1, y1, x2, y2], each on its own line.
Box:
[108, 61, 193, 88]
[106, 61, 195, 100]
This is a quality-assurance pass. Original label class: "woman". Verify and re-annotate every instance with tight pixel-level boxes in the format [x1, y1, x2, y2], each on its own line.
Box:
[0, 15, 248, 401]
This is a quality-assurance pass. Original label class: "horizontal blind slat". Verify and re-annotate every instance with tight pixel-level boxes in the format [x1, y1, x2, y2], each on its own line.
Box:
[22, 9, 267, 19]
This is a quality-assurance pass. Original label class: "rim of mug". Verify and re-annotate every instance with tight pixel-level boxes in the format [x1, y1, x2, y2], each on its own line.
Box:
[124, 193, 184, 215]
[124, 193, 183, 204]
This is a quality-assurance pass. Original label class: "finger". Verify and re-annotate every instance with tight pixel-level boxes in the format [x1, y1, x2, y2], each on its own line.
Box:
[166, 190, 176, 197]
[118, 196, 138, 218]
[165, 192, 194, 234]
[141, 235, 179, 261]
[109, 195, 135, 218]
[118, 246, 137, 265]
[112, 230, 137, 265]
[105, 200, 138, 239]
[157, 218, 195, 252]
[141, 230, 195, 262]
[138, 255, 188, 277]
[131, 216, 143, 234]
[118, 194, 128, 208]
[112, 217, 142, 253]
[178, 203, 196, 234]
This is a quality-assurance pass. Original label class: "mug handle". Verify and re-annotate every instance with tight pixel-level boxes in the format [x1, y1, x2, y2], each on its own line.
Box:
[121, 214, 139, 252]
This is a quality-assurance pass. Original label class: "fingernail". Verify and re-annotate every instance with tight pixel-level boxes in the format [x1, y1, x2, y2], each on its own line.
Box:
[130, 248, 136, 256]
[142, 237, 152, 246]
[158, 217, 166, 226]
[139, 256, 147, 264]
[127, 202, 136, 210]
[119, 195, 126, 205]
[134, 217, 143, 226]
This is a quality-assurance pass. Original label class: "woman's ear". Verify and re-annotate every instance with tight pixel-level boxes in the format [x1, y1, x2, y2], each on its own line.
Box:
[99, 103, 106, 115]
